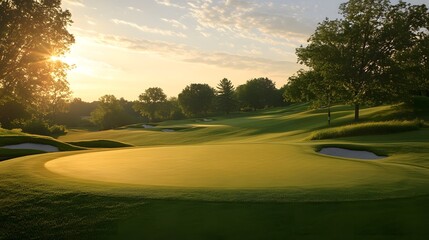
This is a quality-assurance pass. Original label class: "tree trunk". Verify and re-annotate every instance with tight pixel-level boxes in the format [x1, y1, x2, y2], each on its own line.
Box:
[328, 106, 331, 127]
[354, 103, 360, 122]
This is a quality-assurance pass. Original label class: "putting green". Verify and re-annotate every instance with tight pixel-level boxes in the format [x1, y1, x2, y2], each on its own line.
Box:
[45, 144, 426, 189]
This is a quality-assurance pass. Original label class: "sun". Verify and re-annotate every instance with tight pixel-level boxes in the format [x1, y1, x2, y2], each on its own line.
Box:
[49, 55, 74, 65]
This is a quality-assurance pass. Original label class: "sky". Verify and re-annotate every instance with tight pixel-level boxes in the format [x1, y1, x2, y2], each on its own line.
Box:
[60, 0, 428, 101]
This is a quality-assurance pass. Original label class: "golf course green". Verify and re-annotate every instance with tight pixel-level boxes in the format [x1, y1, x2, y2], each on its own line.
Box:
[1, 103, 429, 239]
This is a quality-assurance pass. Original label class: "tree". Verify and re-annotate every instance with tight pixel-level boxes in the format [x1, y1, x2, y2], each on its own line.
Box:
[283, 70, 319, 103]
[178, 84, 215, 116]
[216, 78, 237, 114]
[0, 0, 75, 126]
[134, 87, 167, 121]
[90, 95, 127, 130]
[296, 0, 429, 121]
[236, 77, 278, 110]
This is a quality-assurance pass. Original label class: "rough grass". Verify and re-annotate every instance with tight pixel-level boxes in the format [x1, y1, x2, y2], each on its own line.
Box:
[66, 139, 133, 148]
[309, 120, 422, 140]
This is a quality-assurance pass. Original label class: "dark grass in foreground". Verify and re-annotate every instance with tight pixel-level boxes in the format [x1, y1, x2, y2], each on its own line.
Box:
[1, 182, 429, 240]
[0, 148, 44, 161]
[310, 120, 423, 140]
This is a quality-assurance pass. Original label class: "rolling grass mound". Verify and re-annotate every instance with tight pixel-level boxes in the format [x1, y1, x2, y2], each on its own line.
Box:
[0, 134, 85, 160]
[67, 139, 133, 148]
[0, 135, 84, 151]
[309, 120, 422, 140]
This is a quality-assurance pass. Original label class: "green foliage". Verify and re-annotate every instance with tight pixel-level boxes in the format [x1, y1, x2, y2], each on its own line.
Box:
[216, 78, 237, 114]
[11, 118, 67, 136]
[310, 120, 422, 140]
[0, 0, 74, 123]
[90, 95, 130, 130]
[67, 140, 133, 148]
[134, 87, 168, 121]
[237, 77, 281, 109]
[178, 83, 215, 116]
[56, 98, 97, 127]
[296, 0, 429, 121]
[0, 97, 29, 128]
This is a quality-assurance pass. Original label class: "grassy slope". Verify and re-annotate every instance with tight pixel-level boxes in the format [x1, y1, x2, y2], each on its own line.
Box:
[1, 103, 429, 239]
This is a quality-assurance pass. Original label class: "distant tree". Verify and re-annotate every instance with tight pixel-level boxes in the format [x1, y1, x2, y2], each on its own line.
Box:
[90, 95, 127, 130]
[236, 77, 278, 110]
[118, 97, 144, 124]
[0, 0, 74, 124]
[57, 98, 97, 127]
[134, 87, 167, 121]
[216, 78, 237, 114]
[178, 84, 215, 116]
[154, 97, 184, 120]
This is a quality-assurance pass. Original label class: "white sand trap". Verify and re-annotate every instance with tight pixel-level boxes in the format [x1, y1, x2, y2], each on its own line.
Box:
[1, 143, 59, 152]
[142, 124, 155, 129]
[319, 147, 385, 160]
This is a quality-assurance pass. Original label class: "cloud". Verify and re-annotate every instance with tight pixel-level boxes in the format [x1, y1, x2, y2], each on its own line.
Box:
[155, 0, 185, 9]
[112, 19, 187, 38]
[187, 0, 313, 45]
[128, 6, 143, 13]
[161, 18, 188, 30]
[63, 0, 85, 7]
[73, 28, 299, 76]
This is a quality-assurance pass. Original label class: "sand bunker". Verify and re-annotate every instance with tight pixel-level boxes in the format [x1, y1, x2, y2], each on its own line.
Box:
[319, 147, 386, 160]
[1, 143, 59, 152]
[142, 124, 155, 129]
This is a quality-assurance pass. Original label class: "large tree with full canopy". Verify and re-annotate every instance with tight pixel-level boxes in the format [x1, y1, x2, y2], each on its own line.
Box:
[178, 83, 215, 116]
[296, 0, 429, 121]
[0, 0, 74, 126]
[134, 87, 168, 121]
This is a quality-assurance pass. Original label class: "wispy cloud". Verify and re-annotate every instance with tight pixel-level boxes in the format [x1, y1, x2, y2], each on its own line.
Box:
[161, 18, 188, 30]
[112, 19, 187, 38]
[128, 6, 143, 13]
[187, 0, 312, 46]
[63, 0, 85, 7]
[73, 29, 299, 76]
[155, 0, 186, 9]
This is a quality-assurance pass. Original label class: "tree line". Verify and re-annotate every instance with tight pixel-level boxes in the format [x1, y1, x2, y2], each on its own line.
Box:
[69, 77, 286, 130]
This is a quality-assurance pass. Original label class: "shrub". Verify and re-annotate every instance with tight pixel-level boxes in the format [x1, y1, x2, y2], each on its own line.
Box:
[310, 120, 422, 140]
[17, 118, 51, 135]
[12, 119, 67, 137]
[49, 125, 68, 136]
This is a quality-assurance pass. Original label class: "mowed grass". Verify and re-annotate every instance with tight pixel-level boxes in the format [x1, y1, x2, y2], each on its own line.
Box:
[1, 102, 429, 239]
